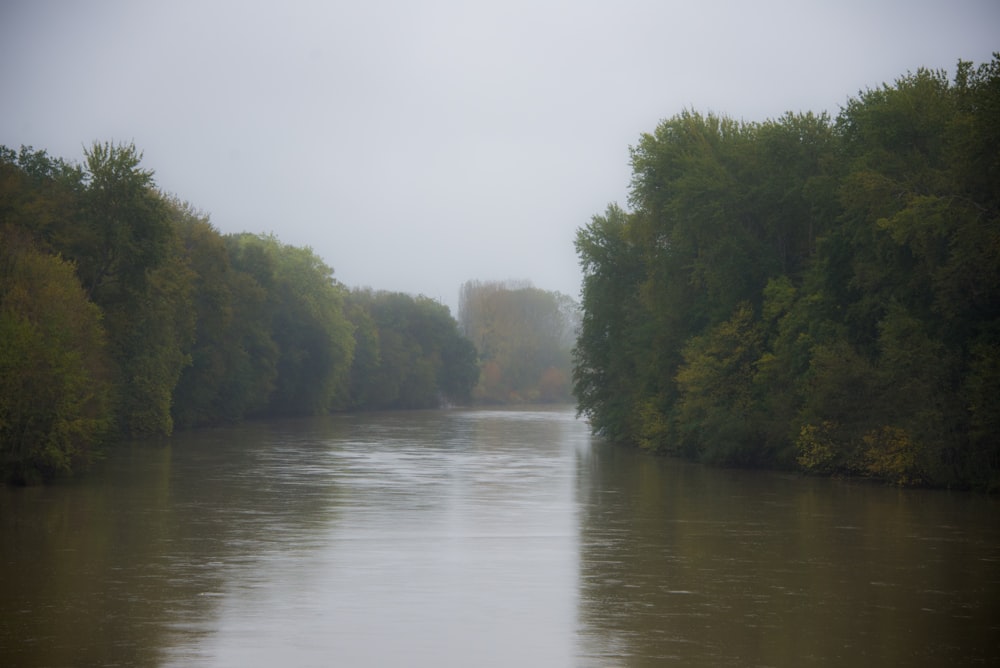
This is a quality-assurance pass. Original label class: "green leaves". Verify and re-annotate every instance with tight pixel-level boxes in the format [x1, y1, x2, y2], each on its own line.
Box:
[674, 303, 762, 453]
[78, 141, 171, 299]
[573, 55, 1000, 489]
[227, 233, 354, 416]
[2, 140, 482, 482]
[346, 289, 479, 409]
[0, 228, 112, 483]
[573, 205, 647, 440]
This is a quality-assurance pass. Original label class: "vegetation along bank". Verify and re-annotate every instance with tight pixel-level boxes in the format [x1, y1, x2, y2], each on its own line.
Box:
[573, 56, 1000, 490]
[3, 56, 998, 491]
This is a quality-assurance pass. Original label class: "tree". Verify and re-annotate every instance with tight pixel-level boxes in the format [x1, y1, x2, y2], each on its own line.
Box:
[227, 234, 354, 416]
[573, 56, 1000, 488]
[75, 141, 173, 301]
[169, 202, 277, 427]
[0, 227, 112, 483]
[347, 289, 478, 409]
[573, 204, 647, 440]
[459, 279, 577, 403]
[825, 59, 1000, 487]
[0, 145, 86, 254]
[3, 141, 194, 439]
[59, 142, 196, 437]
[674, 302, 764, 465]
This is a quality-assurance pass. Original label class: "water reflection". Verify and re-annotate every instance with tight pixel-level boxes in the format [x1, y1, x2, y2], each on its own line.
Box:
[180, 408, 583, 667]
[2, 408, 998, 667]
[1, 417, 348, 667]
[574, 441, 1000, 666]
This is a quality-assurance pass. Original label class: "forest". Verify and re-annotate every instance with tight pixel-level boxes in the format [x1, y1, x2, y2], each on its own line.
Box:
[458, 279, 578, 404]
[573, 57, 1000, 490]
[4, 57, 997, 491]
[0, 143, 576, 484]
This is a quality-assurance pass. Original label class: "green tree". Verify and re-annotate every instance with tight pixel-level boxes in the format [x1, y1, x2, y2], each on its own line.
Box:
[0, 145, 86, 254]
[75, 142, 173, 300]
[826, 59, 1000, 486]
[0, 227, 112, 483]
[347, 289, 478, 409]
[228, 234, 353, 416]
[573, 57, 1000, 488]
[573, 204, 647, 441]
[674, 302, 764, 465]
[3, 141, 194, 439]
[69, 142, 195, 437]
[169, 202, 278, 427]
[751, 275, 827, 465]
[963, 340, 1000, 490]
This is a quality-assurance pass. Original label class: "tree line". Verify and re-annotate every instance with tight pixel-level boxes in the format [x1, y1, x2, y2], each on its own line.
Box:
[458, 279, 579, 403]
[573, 57, 1000, 490]
[0, 143, 480, 483]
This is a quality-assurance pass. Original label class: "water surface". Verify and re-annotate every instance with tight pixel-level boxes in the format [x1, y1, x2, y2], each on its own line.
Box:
[1, 407, 997, 666]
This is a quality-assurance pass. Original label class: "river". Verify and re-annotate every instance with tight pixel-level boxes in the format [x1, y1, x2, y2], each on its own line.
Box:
[1, 406, 997, 666]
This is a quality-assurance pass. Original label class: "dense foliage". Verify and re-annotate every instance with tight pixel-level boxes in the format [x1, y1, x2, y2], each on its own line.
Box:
[0, 143, 479, 483]
[0, 228, 112, 484]
[346, 288, 479, 409]
[573, 57, 1000, 490]
[458, 280, 579, 403]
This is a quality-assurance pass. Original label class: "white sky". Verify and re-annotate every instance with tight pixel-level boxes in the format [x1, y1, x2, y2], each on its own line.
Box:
[2, 0, 997, 314]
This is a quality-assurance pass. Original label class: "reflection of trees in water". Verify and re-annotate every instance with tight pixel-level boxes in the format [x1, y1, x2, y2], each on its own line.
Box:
[575, 444, 717, 667]
[5, 411, 997, 666]
[0, 417, 348, 667]
[2, 444, 178, 667]
[575, 444, 1000, 667]
[1, 408, 578, 666]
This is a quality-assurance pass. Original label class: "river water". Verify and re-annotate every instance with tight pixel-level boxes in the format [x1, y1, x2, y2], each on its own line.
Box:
[1, 406, 997, 666]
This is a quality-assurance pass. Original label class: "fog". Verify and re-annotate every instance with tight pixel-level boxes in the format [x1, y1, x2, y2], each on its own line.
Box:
[2, 0, 996, 313]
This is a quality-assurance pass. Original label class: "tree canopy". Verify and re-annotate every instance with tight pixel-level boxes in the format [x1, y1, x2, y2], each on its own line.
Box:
[0, 142, 480, 483]
[459, 279, 578, 403]
[0, 227, 112, 484]
[346, 289, 479, 409]
[573, 56, 1000, 490]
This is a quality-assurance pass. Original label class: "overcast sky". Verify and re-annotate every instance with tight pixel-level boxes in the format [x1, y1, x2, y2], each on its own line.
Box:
[2, 1, 997, 313]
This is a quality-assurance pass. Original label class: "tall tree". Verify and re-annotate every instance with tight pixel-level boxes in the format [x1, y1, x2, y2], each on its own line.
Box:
[74, 142, 193, 437]
[75, 142, 173, 301]
[573, 204, 647, 441]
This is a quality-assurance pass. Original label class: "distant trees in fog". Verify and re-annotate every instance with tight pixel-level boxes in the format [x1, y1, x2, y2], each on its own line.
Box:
[458, 279, 579, 404]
